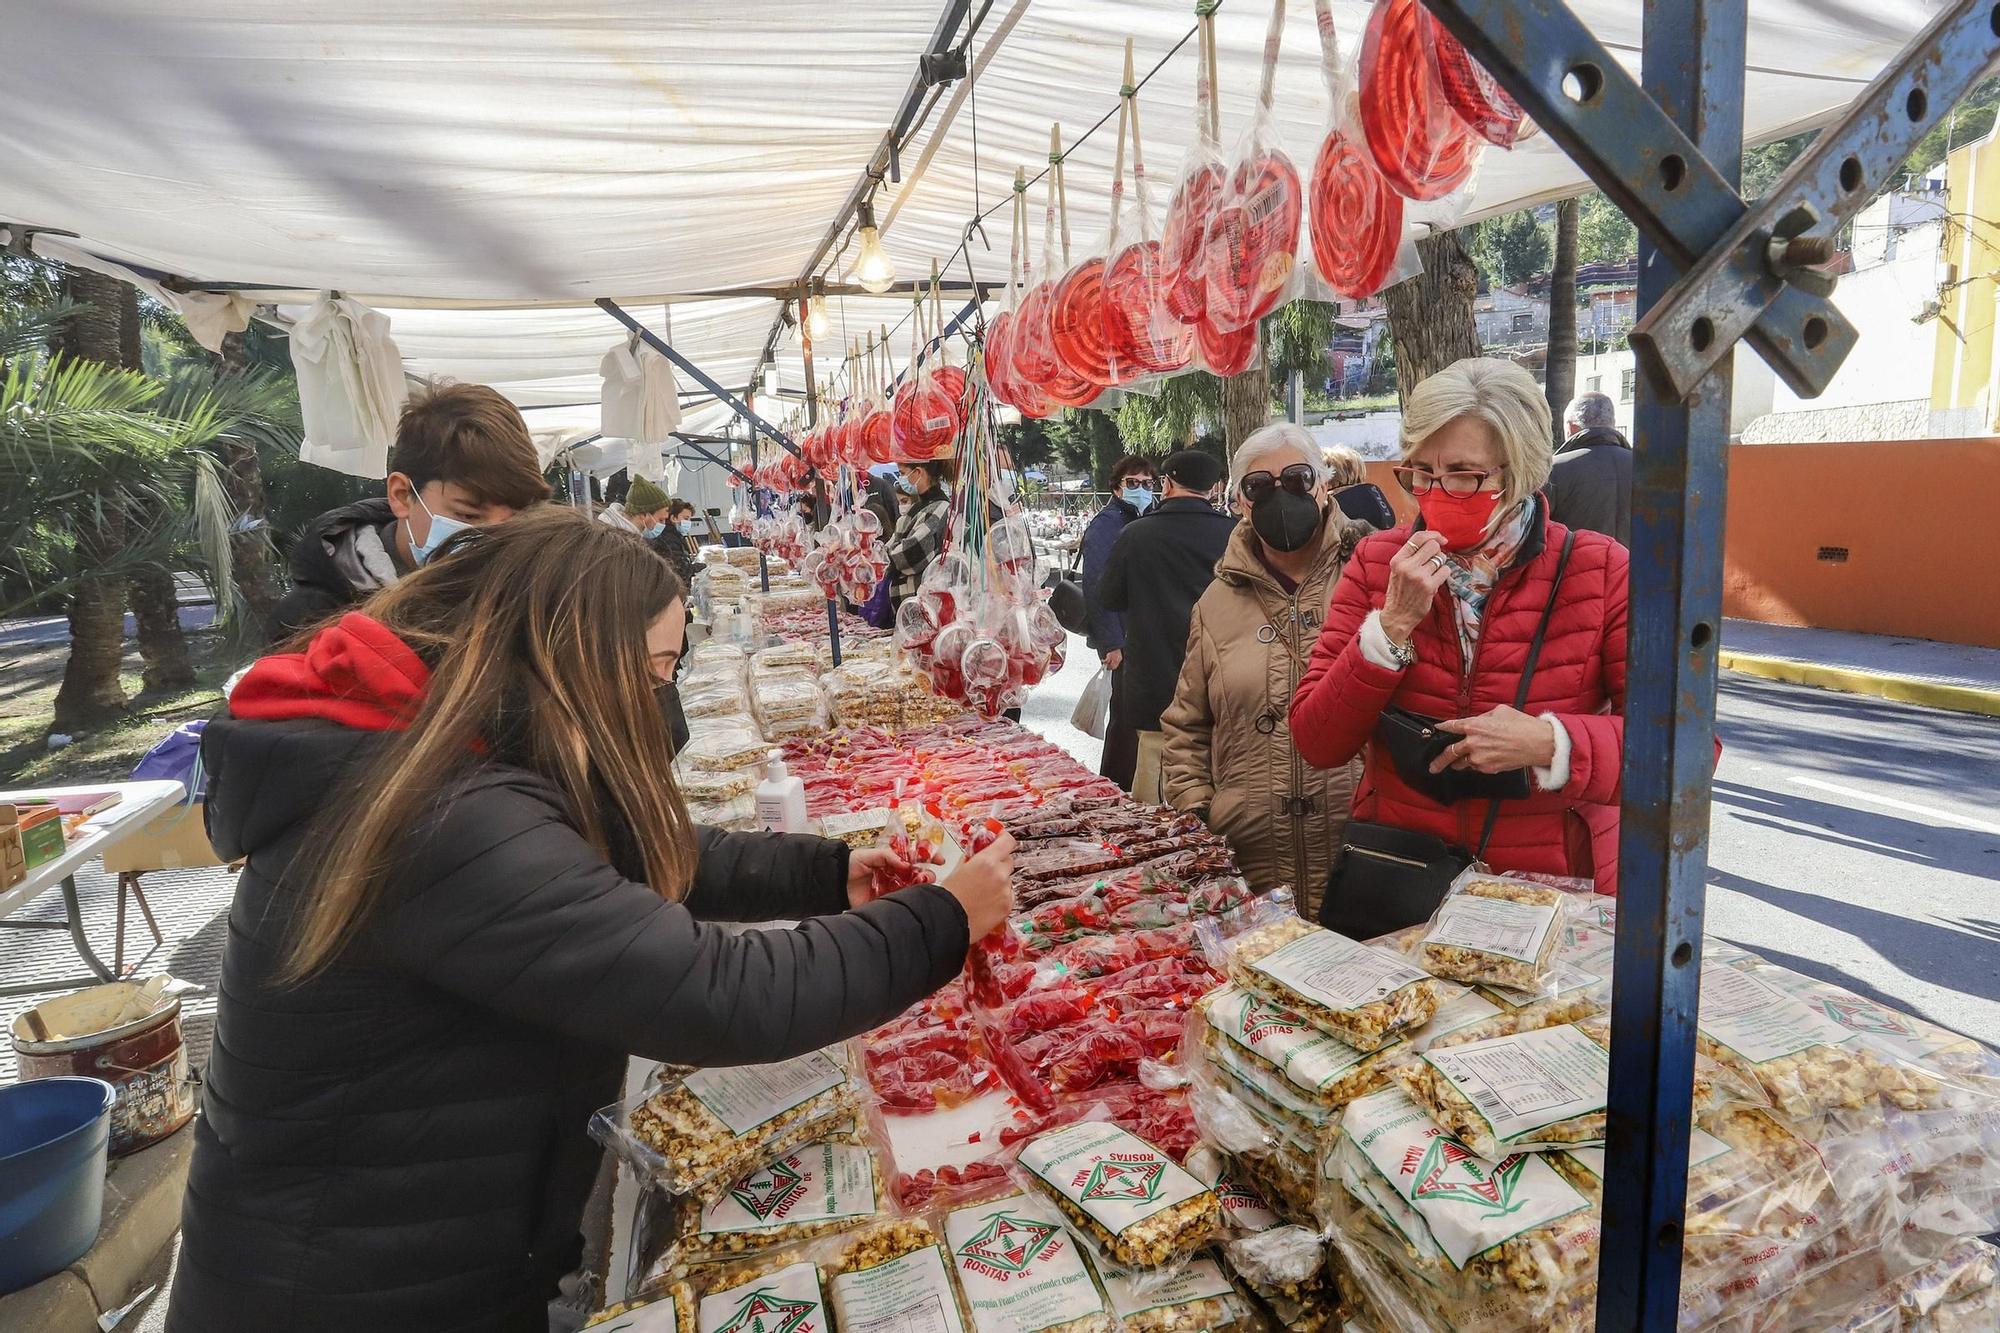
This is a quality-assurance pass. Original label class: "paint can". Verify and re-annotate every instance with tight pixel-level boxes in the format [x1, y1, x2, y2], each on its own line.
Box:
[11, 980, 195, 1157]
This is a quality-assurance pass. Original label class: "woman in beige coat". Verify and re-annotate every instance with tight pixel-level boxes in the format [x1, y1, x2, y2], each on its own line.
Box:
[1161, 425, 1368, 918]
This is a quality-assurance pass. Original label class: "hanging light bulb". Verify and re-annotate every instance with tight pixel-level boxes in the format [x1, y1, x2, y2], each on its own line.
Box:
[805, 292, 832, 341]
[849, 199, 897, 295]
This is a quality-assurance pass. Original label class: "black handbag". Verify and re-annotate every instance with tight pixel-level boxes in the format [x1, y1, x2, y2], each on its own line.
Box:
[1320, 530, 1576, 940]
[1042, 534, 1090, 635]
[1376, 706, 1532, 802]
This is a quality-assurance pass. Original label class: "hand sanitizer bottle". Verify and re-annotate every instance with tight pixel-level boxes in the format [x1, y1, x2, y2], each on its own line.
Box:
[755, 749, 807, 833]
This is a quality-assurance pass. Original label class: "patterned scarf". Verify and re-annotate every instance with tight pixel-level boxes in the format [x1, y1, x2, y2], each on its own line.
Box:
[1443, 498, 1535, 666]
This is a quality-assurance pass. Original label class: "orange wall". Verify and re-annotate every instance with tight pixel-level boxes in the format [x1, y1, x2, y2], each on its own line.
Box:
[1721, 437, 2000, 649]
[1362, 441, 2000, 648]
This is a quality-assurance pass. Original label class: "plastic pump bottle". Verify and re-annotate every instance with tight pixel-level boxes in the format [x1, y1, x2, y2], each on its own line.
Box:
[755, 749, 807, 833]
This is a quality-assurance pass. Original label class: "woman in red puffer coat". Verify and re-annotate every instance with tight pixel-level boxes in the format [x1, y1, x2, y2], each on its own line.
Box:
[1291, 358, 1628, 919]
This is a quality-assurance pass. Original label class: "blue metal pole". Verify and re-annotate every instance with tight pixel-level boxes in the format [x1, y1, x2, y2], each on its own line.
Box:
[1597, 2, 1743, 1326]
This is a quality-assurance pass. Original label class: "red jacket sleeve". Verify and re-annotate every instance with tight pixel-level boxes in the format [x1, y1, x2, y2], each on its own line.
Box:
[1552, 540, 1627, 805]
[1289, 546, 1407, 770]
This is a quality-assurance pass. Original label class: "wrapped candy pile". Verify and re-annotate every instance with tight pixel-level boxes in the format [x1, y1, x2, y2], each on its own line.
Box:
[1181, 882, 2000, 1332]
[800, 484, 889, 605]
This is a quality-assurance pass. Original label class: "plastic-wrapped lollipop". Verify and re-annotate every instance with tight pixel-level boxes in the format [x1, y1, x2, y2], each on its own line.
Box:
[928, 621, 975, 697]
[986, 516, 1037, 577]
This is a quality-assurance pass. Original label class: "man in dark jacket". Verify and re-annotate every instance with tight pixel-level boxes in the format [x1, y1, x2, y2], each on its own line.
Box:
[1081, 454, 1157, 788]
[270, 383, 550, 642]
[1098, 449, 1235, 801]
[1545, 391, 1633, 545]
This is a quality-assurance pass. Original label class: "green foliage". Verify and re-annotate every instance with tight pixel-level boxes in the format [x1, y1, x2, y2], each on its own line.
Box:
[1576, 193, 1637, 265]
[1470, 209, 1552, 285]
[1904, 76, 2000, 185]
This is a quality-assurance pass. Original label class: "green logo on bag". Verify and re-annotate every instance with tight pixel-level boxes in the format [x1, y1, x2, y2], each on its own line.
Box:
[714, 1287, 817, 1333]
[1079, 1157, 1166, 1204]
[1813, 994, 1912, 1039]
[727, 1156, 807, 1223]
[1237, 995, 1305, 1045]
[957, 1212, 1061, 1274]
[1411, 1139, 1529, 1217]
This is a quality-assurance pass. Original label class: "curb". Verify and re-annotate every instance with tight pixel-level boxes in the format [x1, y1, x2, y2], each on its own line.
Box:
[1717, 651, 2000, 717]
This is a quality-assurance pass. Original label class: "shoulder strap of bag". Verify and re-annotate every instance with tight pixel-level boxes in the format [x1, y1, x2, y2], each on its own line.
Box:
[1474, 528, 1578, 860]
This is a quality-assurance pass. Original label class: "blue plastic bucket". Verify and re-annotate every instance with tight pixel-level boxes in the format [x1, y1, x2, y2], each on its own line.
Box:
[0, 1075, 115, 1294]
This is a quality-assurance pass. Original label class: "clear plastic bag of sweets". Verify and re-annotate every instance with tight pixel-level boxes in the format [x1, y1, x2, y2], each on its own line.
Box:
[1221, 908, 1446, 1051]
[1415, 872, 1567, 997]
[943, 1189, 1119, 1333]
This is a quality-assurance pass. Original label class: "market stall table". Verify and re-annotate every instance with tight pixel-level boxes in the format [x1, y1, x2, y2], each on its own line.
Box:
[0, 780, 187, 998]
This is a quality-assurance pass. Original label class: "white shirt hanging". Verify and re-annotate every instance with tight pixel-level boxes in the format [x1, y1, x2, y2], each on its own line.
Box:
[599, 338, 683, 445]
[291, 293, 407, 479]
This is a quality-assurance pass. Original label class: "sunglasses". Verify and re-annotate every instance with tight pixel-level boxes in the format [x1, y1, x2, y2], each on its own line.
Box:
[1239, 463, 1317, 504]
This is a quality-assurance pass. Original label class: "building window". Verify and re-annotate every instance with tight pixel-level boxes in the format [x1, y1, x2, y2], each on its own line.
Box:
[1511, 312, 1533, 332]
[1586, 375, 1601, 393]
[1620, 368, 1637, 401]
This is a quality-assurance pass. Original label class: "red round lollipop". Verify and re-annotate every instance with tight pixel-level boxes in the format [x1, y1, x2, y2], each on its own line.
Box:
[891, 379, 958, 460]
[1104, 239, 1196, 375]
[1202, 149, 1302, 333]
[1197, 317, 1257, 377]
[1360, 0, 1480, 201]
[861, 407, 894, 464]
[1309, 128, 1404, 299]
[1010, 282, 1062, 384]
[1161, 162, 1225, 323]
[985, 312, 1052, 418]
[1050, 258, 1113, 386]
[1423, 10, 1525, 148]
[931, 364, 970, 430]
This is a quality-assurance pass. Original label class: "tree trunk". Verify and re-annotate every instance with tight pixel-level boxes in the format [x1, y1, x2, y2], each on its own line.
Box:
[1546, 199, 1581, 441]
[131, 564, 195, 692]
[1382, 229, 1483, 402]
[215, 329, 284, 634]
[51, 267, 135, 732]
[1223, 362, 1272, 450]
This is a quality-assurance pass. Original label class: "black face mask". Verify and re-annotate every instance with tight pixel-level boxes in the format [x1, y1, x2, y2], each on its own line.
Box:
[656, 680, 690, 753]
[1250, 489, 1325, 553]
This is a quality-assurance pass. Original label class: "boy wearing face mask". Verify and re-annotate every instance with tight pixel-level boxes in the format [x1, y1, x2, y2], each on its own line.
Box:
[271, 383, 550, 643]
[597, 475, 674, 541]
[1080, 455, 1157, 789]
[1159, 427, 1367, 917]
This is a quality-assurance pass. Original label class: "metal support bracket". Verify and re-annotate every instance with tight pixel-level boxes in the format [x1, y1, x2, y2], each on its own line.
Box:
[1631, 0, 2000, 398]
[597, 297, 802, 460]
[1424, 0, 1857, 396]
[673, 436, 752, 485]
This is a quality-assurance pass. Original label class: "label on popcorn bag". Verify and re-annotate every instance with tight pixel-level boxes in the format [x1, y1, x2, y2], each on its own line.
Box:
[699, 1140, 877, 1236]
[1343, 1087, 1589, 1271]
[1018, 1121, 1207, 1236]
[1207, 986, 1377, 1093]
[945, 1192, 1110, 1333]
[696, 1260, 826, 1333]
[1251, 931, 1430, 1014]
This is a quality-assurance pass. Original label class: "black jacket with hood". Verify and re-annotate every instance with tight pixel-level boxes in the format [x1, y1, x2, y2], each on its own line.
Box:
[1545, 425, 1634, 546]
[270, 497, 406, 644]
[165, 615, 968, 1333]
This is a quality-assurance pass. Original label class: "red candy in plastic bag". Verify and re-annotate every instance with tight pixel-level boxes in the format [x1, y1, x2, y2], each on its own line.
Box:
[1424, 9, 1526, 148]
[1049, 257, 1113, 386]
[1197, 317, 1258, 376]
[1203, 148, 1302, 333]
[1309, 129, 1404, 299]
[1360, 0, 1480, 201]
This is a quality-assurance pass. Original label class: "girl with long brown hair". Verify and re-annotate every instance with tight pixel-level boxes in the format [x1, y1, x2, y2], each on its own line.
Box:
[167, 506, 1015, 1333]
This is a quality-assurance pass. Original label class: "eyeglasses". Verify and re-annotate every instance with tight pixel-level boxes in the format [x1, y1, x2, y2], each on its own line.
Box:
[1390, 464, 1507, 498]
[1239, 464, 1317, 504]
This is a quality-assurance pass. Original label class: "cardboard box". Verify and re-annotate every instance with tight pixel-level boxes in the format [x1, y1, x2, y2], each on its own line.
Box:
[0, 805, 25, 891]
[17, 804, 66, 870]
[100, 801, 223, 874]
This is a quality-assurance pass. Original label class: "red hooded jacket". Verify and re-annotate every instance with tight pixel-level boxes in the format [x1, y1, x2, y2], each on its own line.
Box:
[1290, 508, 1629, 893]
[230, 612, 429, 730]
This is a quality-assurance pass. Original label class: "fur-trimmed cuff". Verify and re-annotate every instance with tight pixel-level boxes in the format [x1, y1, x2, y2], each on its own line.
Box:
[1533, 714, 1573, 792]
[1359, 610, 1410, 671]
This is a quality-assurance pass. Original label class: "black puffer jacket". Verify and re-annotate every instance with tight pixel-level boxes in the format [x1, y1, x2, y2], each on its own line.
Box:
[270, 497, 403, 644]
[166, 715, 967, 1333]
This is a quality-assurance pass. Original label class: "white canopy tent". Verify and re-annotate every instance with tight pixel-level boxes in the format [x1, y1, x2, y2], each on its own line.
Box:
[0, 1, 1947, 450]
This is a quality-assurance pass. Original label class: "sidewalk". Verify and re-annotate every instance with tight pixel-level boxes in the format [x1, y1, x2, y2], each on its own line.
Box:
[1719, 620, 2000, 716]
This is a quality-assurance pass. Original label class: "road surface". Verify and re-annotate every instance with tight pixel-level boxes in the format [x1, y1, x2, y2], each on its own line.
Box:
[1024, 633, 2000, 1045]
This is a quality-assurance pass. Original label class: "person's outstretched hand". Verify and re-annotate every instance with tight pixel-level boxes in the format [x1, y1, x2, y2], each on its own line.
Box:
[942, 832, 1017, 940]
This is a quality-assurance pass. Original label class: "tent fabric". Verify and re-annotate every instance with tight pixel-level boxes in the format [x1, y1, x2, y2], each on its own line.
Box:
[0, 2, 1945, 442]
[289, 294, 409, 479]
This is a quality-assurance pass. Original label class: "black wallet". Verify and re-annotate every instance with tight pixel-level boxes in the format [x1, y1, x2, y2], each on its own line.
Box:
[1376, 706, 1532, 803]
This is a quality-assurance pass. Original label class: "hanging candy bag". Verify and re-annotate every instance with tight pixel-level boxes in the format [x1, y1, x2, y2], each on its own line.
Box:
[1104, 39, 1197, 381]
[891, 273, 959, 462]
[1160, 5, 1226, 325]
[1307, 0, 1406, 300]
[1421, 6, 1527, 148]
[1359, 0, 1482, 201]
[985, 172, 1054, 418]
[1202, 0, 1303, 335]
[1024, 125, 1105, 406]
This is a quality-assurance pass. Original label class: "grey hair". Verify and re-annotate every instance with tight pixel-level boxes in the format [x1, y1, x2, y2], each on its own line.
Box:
[1400, 358, 1553, 513]
[1321, 444, 1368, 488]
[1229, 423, 1326, 496]
[1565, 391, 1617, 431]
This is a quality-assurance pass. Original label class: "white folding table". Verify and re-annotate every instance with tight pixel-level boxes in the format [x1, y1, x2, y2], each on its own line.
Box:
[0, 779, 188, 997]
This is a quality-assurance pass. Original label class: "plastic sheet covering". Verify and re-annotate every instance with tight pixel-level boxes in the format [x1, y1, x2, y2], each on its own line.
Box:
[4, 3, 1947, 423]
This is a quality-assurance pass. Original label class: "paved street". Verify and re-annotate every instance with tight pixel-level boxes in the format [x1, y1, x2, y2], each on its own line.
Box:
[1024, 633, 2000, 1045]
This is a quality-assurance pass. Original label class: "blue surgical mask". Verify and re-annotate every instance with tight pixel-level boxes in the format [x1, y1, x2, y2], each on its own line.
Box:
[895, 477, 916, 496]
[1121, 484, 1154, 514]
[678, 519, 700, 535]
[641, 521, 668, 540]
[407, 491, 473, 566]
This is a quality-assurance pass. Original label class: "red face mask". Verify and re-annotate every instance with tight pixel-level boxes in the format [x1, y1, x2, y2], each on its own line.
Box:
[1416, 487, 1503, 552]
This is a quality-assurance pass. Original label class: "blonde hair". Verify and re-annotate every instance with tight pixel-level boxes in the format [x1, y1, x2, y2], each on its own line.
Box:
[1400, 358, 1552, 513]
[1229, 423, 1325, 496]
[1321, 445, 1367, 488]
